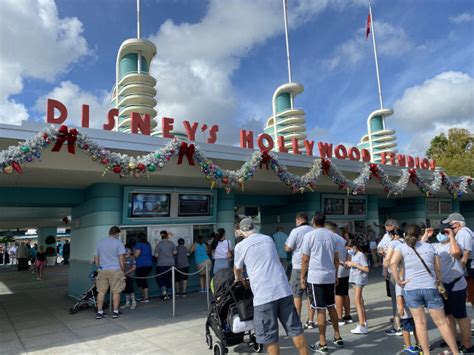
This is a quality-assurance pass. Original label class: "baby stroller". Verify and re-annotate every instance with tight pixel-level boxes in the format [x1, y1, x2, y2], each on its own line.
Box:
[205, 268, 262, 354]
[69, 271, 102, 314]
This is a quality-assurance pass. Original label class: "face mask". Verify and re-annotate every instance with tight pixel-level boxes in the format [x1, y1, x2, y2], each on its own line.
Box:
[436, 233, 449, 243]
[348, 249, 356, 256]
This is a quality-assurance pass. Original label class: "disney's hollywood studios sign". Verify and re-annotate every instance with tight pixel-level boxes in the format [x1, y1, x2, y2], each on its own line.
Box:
[46, 99, 436, 170]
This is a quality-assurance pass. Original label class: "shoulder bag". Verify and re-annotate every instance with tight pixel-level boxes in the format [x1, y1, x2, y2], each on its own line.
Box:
[410, 246, 448, 300]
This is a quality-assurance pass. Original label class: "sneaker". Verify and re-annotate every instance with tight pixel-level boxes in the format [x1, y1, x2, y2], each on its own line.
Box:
[160, 294, 170, 301]
[310, 342, 328, 353]
[130, 302, 137, 310]
[304, 320, 316, 329]
[413, 344, 422, 352]
[333, 337, 344, 347]
[96, 311, 106, 319]
[351, 325, 368, 335]
[181, 293, 187, 298]
[112, 310, 122, 319]
[402, 345, 419, 354]
[343, 315, 354, 324]
[384, 327, 402, 336]
[120, 302, 130, 309]
[199, 289, 206, 293]
[140, 299, 149, 303]
[337, 319, 346, 326]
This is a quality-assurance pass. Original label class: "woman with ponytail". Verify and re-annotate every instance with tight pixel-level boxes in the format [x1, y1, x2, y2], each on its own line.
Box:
[390, 224, 459, 355]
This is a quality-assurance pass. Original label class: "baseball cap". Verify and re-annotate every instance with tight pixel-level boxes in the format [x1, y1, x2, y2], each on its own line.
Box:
[442, 213, 465, 224]
[384, 219, 399, 228]
[239, 218, 255, 232]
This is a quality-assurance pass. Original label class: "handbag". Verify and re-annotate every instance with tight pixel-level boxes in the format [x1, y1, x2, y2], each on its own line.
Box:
[410, 246, 448, 300]
[227, 305, 254, 333]
[226, 240, 234, 261]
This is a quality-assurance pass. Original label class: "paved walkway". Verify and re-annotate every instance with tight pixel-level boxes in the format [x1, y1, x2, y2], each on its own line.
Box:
[0, 264, 473, 354]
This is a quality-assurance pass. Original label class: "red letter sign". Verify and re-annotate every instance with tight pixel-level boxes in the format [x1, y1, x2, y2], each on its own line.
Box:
[103, 108, 118, 131]
[162, 117, 175, 138]
[81, 104, 90, 128]
[257, 133, 274, 151]
[46, 99, 67, 124]
[131, 112, 151, 136]
[318, 142, 333, 159]
[240, 130, 254, 149]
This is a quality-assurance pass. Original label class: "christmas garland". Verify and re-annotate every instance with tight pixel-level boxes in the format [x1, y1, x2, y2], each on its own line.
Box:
[0, 125, 472, 197]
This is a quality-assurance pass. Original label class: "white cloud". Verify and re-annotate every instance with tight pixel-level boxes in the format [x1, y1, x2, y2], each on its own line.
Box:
[323, 21, 414, 71]
[34, 81, 110, 129]
[0, 0, 89, 125]
[450, 12, 474, 23]
[148, 0, 364, 143]
[393, 71, 474, 155]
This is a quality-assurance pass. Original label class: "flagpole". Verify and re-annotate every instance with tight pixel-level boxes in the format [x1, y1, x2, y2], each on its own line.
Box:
[283, 0, 292, 84]
[369, 2, 384, 110]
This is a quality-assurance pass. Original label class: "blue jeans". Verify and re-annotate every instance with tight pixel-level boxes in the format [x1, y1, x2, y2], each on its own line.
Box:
[403, 288, 444, 310]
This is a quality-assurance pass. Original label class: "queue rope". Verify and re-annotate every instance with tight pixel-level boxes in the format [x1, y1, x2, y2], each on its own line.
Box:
[127, 265, 207, 279]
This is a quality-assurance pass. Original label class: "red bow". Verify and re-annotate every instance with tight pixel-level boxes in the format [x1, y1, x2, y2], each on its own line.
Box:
[51, 125, 78, 154]
[322, 158, 331, 175]
[369, 163, 379, 179]
[259, 149, 271, 169]
[177, 142, 195, 166]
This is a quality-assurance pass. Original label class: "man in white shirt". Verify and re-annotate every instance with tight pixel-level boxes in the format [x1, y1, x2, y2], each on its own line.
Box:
[285, 212, 315, 328]
[301, 212, 343, 353]
[234, 218, 308, 355]
[443, 213, 473, 308]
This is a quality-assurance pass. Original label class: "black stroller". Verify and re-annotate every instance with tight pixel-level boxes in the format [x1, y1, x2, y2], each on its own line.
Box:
[205, 268, 262, 354]
[69, 271, 101, 314]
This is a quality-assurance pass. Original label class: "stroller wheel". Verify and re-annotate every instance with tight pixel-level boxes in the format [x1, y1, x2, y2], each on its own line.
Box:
[206, 334, 213, 349]
[69, 307, 77, 315]
[253, 343, 263, 353]
[213, 341, 225, 355]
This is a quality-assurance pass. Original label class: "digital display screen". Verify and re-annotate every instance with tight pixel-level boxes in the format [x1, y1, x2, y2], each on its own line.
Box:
[131, 193, 170, 218]
[324, 198, 345, 215]
[348, 199, 366, 215]
[178, 194, 211, 216]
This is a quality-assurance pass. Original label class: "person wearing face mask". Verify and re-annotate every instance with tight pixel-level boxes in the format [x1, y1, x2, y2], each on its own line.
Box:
[432, 224, 473, 353]
[442, 213, 473, 308]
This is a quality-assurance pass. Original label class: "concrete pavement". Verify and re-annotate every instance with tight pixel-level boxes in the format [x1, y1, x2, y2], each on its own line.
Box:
[0, 264, 472, 354]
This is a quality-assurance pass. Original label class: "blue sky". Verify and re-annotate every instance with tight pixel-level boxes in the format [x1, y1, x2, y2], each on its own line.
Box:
[1, 0, 473, 156]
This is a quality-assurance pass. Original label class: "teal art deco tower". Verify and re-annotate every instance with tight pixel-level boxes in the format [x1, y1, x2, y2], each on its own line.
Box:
[111, 0, 158, 135]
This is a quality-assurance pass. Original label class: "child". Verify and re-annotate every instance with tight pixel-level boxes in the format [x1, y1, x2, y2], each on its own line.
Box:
[396, 284, 421, 354]
[346, 239, 369, 335]
[35, 246, 47, 281]
[122, 245, 137, 309]
[175, 238, 190, 297]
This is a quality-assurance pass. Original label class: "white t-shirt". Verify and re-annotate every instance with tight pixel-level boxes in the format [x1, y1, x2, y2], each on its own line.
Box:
[349, 251, 368, 286]
[214, 240, 232, 260]
[285, 224, 314, 270]
[377, 232, 392, 251]
[455, 227, 473, 259]
[234, 233, 291, 306]
[395, 241, 437, 291]
[301, 227, 338, 284]
[334, 233, 349, 278]
[434, 241, 467, 291]
[386, 239, 403, 274]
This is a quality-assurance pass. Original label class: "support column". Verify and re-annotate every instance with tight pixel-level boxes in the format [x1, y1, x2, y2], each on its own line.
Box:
[37, 227, 57, 248]
[68, 183, 122, 298]
[216, 190, 235, 244]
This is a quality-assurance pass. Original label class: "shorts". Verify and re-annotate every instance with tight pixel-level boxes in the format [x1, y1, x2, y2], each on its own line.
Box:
[307, 283, 335, 310]
[197, 259, 212, 276]
[467, 276, 474, 303]
[335, 277, 349, 296]
[156, 266, 173, 290]
[443, 287, 467, 319]
[176, 267, 189, 282]
[402, 288, 444, 310]
[351, 283, 365, 289]
[97, 269, 125, 294]
[401, 318, 415, 332]
[35, 260, 46, 268]
[135, 266, 152, 289]
[290, 269, 305, 298]
[254, 295, 303, 345]
[124, 276, 135, 294]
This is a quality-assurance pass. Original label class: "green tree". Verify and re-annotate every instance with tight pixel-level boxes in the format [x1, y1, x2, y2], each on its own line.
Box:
[426, 128, 474, 177]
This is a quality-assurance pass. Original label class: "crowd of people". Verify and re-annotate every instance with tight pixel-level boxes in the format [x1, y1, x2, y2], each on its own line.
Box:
[240, 211, 472, 355]
[93, 227, 234, 319]
[92, 211, 473, 354]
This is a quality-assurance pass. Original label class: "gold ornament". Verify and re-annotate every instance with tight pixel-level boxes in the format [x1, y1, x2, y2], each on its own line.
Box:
[129, 162, 136, 170]
[3, 166, 13, 174]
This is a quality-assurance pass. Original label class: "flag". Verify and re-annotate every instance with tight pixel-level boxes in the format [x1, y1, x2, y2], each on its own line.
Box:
[366, 12, 371, 39]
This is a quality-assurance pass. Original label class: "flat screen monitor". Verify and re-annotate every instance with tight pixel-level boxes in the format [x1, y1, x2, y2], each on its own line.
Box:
[178, 194, 211, 217]
[131, 193, 170, 218]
